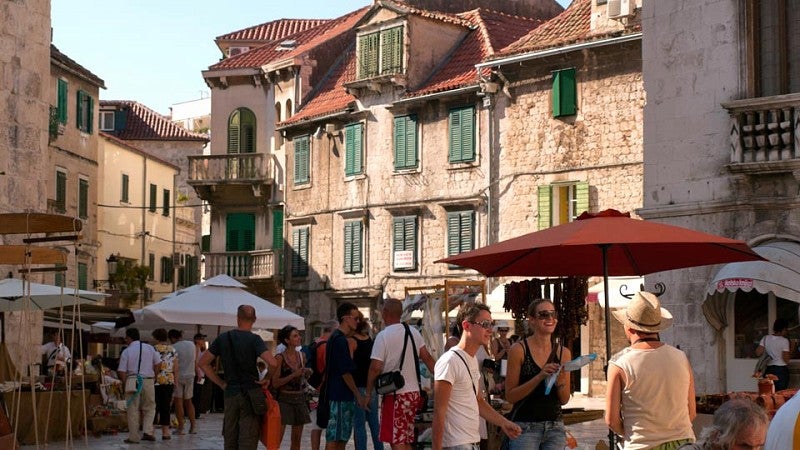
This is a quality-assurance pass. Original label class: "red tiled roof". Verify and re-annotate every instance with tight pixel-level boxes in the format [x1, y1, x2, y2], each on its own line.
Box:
[408, 9, 541, 97]
[215, 18, 329, 42]
[209, 7, 370, 71]
[100, 132, 180, 170]
[279, 50, 357, 127]
[378, 0, 474, 28]
[50, 44, 106, 89]
[493, 0, 637, 58]
[100, 100, 208, 142]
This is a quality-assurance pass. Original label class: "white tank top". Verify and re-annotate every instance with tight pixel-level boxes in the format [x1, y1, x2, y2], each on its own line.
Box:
[610, 344, 695, 450]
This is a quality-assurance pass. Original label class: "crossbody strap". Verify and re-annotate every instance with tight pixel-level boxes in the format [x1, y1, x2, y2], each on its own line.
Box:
[137, 342, 142, 374]
[403, 324, 422, 390]
[398, 324, 410, 372]
[451, 349, 476, 396]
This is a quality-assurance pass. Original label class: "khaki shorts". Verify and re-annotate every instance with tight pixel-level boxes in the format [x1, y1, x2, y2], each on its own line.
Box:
[172, 376, 194, 399]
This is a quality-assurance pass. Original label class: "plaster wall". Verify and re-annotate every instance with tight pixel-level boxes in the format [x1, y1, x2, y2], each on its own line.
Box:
[208, 81, 274, 158]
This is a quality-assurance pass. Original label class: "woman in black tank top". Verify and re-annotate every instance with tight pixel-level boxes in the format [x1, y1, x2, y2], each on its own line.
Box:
[503, 299, 572, 450]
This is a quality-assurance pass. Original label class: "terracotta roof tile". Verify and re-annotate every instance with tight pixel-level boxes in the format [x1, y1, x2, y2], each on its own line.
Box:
[216, 18, 329, 42]
[209, 7, 370, 71]
[408, 9, 541, 97]
[493, 0, 638, 58]
[378, 0, 474, 28]
[100, 100, 208, 142]
[50, 44, 105, 89]
[279, 50, 357, 127]
[100, 132, 180, 170]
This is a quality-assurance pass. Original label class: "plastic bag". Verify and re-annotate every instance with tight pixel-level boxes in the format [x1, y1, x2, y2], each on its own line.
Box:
[260, 389, 282, 450]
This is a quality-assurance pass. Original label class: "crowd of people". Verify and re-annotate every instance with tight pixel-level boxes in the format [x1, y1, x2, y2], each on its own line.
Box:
[104, 293, 798, 449]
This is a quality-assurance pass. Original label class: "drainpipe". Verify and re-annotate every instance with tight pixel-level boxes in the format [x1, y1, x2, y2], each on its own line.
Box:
[172, 173, 178, 293]
[141, 155, 147, 309]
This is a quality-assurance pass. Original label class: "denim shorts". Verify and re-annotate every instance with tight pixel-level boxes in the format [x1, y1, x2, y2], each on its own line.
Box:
[508, 420, 566, 450]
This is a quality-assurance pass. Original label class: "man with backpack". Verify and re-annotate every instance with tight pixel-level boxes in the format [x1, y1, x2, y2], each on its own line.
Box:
[309, 320, 339, 450]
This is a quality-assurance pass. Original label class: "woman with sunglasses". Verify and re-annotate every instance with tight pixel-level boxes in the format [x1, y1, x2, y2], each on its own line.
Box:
[503, 299, 571, 450]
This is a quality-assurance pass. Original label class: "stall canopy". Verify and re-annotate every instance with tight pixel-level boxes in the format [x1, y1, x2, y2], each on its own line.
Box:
[706, 240, 800, 303]
[0, 278, 106, 311]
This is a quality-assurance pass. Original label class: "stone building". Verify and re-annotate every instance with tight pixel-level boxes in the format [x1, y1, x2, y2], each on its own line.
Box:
[98, 100, 208, 301]
[278, 0, 558, 335]
[469, 0, 644, 394]
[640, 1, 800, 394]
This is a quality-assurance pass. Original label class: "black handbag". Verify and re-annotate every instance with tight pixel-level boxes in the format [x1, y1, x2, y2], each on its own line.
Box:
[375, 324, 413, 395]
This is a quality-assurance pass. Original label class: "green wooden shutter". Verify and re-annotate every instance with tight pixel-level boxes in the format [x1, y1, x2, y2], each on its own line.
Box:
[552, 68, 577, 117]
[448, 107, 475, 163]
[57, 79, 68, 124]
[162, 189, 170, 216]
[294, 135, 310, 185]
[78, 178, 88, 219]
[226, 213, 256, 251]
[575, 181, 589, 217]
[292, 227, 309, 277]
[228, 110, 240, 154]
[148, 253, 155, 280]
[87, 95, 94, 133]
[78, 263, 88, 290]
[394, 115, 417, 170]
[272, 208, 284, 274]
[393, 216, 417, 270]
[447, 211, 474, 257]
[56, 171, 66, 211]
[201, 235, 210, 252]
[240, 108, 256, 153]
[381, 27, 403, 75]
[345, 123, 363, 176]
[121, 174, 129, 202]
[538, 185, 552, 230]
[76, 91, 84, 130]
[54, 264, 65, 287]
[149, 184, 157, 212]
[359, 32, 379, 78]
[344, 220, 362, 274]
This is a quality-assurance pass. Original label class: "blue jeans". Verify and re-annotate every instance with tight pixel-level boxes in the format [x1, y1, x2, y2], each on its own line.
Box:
[354, 387, 383, 450]
[508, 420, 566, 450]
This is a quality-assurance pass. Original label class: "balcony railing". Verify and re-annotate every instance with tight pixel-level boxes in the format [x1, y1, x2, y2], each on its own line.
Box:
[722, 93, 800, 168]
[188, 153, 274, 184]
[204, 250, 277, 280]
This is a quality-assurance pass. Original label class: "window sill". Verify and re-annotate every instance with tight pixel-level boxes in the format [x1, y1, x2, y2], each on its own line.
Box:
[393, 167, 420, 175]
[344, 173, 366, 182]
[447, 160, 479, 170]
[292, 183, 312, 191]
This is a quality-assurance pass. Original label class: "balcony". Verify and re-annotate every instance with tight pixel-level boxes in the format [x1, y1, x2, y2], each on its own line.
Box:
[188, 153, 278, 204]
[203, 249, 279, 280]
[722, 93, 800, 174]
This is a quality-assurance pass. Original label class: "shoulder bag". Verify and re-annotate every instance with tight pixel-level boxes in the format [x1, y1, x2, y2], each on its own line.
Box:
[375, 324, 413, 395]
[125, 342, 143, 393]
[227, 331, 267, 416]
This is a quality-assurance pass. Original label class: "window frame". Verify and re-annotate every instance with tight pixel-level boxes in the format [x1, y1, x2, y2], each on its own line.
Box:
[57, 78, 68, 124]
[99, 111, 115, 131]
[343, 220, 364, 275]
[448, 106, 476, 163]
[149, 184, 157, 213]
[552, 67, 577, 118]
[446, 210, 475, 260]
[160, 256, 174, 284]
[394, 114, 418, 170]
[345, 122, 364, 177]
[291, 226, 310, 278]
[293, 135, 311, 186]
[162, 188, 170, 217]
[392, 215, 418, 271]
[227, 108, 256, 154]
[78, 177, 89, 219]
[357, 25, 404, 80]
[744, 0, 799, 97]
[76, 90, 93, 133]
[537, 181, 589, 230]
[121, 174, 130, 203]
[55, 168, 67, 212]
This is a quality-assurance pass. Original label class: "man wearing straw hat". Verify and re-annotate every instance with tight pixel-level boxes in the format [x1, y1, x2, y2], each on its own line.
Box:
[605, 292, 697, 450]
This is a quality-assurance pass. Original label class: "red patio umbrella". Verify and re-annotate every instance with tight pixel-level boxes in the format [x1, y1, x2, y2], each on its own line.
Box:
[436, 209, 764, 446]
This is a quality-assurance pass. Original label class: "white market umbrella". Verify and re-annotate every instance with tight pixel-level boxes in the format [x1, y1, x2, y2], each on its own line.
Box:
[141, 275, 304, 330]
[0, 278, 106, 311]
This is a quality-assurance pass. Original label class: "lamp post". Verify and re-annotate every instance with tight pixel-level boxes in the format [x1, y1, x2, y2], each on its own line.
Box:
[106, 254, 118, 288]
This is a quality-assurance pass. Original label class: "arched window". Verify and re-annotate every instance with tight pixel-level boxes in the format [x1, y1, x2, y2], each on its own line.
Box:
[227, 108, 256, 154]
[275, 103, 281, 123]
[286, 99, 293, 119]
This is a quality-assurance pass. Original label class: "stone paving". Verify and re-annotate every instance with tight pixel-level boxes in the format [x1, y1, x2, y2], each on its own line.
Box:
[20, 395, 609, 450]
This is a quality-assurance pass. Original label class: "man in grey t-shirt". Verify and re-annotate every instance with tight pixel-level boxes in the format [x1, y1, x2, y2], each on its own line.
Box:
[169, 329, 197, 434]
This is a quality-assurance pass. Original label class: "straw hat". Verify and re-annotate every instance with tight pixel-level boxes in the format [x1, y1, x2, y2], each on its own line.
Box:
[493, 320, 511, 332]
[612, 291, 673, 333]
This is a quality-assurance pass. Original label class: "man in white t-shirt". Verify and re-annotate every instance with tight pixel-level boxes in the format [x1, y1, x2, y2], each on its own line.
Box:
[366, 299, 435, 450]
[169, 329, 197, 434]
[433, 303, 520, 450]
[40, 331, 71, 375]
[765, 389, 800, 449]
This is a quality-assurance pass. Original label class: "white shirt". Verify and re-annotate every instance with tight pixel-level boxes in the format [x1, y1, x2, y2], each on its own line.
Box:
[118, 341, 161, 378]
[765, 391, 800, 450]
[173, 340, 196, 378]
[759, 334, 790, 367]
[41, 342, 71, 368]
[434, 348, 481, 447]
[371, 323, 427, 394]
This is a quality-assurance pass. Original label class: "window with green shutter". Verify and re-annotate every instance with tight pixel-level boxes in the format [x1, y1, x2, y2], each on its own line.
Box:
[78, 263, 88, 290]
[185, 255, 199, 285]
[57, 79, 68, 124]
[54, 264, 65, 287]
[394, 115, 418, 170]
[393, 216, 417, 271]
[76, 90, 84, 131]
[121, 174, 129, 203]
[291, 227, 309, 277]
[537, 181, 589, 229]
[149, 184, 157, 212]
[345, 123, 363, 176]
[552, 68, 577, 117]
[78, 178, 89, 219]
[76, 90, 93, 133]
[55, 170, 67, 212]
[447, 211, 475, 259]
[357, 26, 404, 79]
[448, 106, 475, 163]
[160, 256, 174, 283]
[272, 208, 284, 274]
[226, 213, 256, 252]
[201, 234, 211, 253]
[343, 220, 363, 274]
[148, 253, 155, 280]
[293, 135, 310, 185]
[162, 189, 170, 217]
[227, 108, 256, 154]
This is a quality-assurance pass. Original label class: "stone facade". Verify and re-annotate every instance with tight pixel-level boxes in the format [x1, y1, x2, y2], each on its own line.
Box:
[640, 1, 800, 394]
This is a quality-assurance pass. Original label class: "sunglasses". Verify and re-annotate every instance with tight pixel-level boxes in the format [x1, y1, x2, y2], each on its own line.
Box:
[535, 311, 558, 320]
[469, 320, 494, 330]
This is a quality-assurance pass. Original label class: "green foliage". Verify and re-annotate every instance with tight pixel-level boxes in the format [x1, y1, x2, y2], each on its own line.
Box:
[113, 263, 150, 307]
[48, 106, 60, 143]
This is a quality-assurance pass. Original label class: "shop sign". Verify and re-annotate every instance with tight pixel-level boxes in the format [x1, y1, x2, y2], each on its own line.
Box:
[394, 251, 414, 269]
[717, 278, 754, 290]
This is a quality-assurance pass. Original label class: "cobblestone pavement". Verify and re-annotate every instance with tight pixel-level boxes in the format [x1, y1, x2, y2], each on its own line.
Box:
[20, 395, 609, 450]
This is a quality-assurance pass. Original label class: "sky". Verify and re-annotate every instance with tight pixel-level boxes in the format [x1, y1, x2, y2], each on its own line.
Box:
[51, 0, 572, 116]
